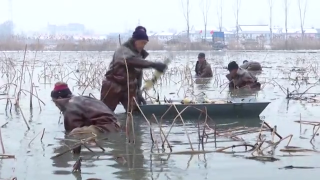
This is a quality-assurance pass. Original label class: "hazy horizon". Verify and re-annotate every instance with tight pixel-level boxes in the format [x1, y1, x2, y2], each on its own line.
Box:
[0, 0, 318, 33]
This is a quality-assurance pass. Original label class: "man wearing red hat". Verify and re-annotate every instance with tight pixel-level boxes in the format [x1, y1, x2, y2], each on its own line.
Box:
[101, 26, 167, 112]
[51, 82, 121, 135]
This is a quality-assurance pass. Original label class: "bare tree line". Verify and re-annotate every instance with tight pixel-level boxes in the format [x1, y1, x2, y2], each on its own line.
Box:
[180, 0, 309, 43]
[180, 0, 191, 41]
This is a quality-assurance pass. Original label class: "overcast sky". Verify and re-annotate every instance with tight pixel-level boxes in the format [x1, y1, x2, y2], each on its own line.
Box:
[0, 0, 318, 33]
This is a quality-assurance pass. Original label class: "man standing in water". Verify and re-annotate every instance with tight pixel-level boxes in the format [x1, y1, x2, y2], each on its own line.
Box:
[226, 61, 261, 89]
[101, 26, 167, 112]
[195, 53, 213, 78]
[240, 60, 262, 71]
[51, 82, 121, 135]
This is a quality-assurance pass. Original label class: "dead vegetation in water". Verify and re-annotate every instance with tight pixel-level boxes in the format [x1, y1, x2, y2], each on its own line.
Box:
[2, 51, 320, 176]
[125, 103, 320, 164]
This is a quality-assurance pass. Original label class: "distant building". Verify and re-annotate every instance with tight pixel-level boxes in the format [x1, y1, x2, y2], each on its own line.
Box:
[153, 32, 175, 42]
[238, 25, 270, 39]
[280, 28, 317, 38]
[237, 25, 271, 44]
[47, 23, 86, 35]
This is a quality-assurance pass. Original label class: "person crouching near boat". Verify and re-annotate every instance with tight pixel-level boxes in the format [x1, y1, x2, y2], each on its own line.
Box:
[226, 61, 261, 90]
[100, 26, 167, 112]
[51, 82, 121, 135]
[195, 53, 213, 78]
[240, 60, 262, 71]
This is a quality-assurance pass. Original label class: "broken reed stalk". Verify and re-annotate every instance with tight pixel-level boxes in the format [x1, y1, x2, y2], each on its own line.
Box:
[41, 128, 45, 141]
[152, 114, 172, 152]
[294, 120, 320, 126]
[28, 130, 43, 146]
[310, 123, 320, 142]
[123, 57, 134, 143]
[251, 141, 265, 156]
[0, 154, 15, 159]
[133, 97, 154, 143]
[15, 45, 27, 105]
[260, 134, 293, 152]
[0, 127, 5, 154]
[263, 122, 282, 139]
[161, 106, 189, 148]
[272, 126, 276, 143]
[33, 83, 42, 111]
[52, 134, 97, 158]
[300, 114, 302, 135]
[130, 112, 135, 143]
[29, 49, 37, 109]
[216, 144, 256, 153]
[18, 105, 30, 130]
[172, 104, 194, 151]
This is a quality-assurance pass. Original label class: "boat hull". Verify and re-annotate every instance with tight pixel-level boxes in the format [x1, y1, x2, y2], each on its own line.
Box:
[135, 102, 270, 119]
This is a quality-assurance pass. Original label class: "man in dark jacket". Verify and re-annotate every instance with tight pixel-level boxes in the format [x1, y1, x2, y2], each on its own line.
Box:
[195, 53, 213, 78]
[100, 26, 167, 112]
[226, 61, 261, 90]
[51, 82, 121, 135]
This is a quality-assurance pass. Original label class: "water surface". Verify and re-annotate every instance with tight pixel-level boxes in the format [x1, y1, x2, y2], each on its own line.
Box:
[0, 51, 319, 180]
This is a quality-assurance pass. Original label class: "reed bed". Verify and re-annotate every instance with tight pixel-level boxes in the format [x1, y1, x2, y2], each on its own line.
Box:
[3, 38, 320, 51]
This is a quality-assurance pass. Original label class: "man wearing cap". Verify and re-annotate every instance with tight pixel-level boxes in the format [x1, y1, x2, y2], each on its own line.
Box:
[226, 61, 261, 90]
[101, 26, 167, 112]
[51, 82, 121, 135]
[195, 53, 213, 78]
[240, 60, 262, 71]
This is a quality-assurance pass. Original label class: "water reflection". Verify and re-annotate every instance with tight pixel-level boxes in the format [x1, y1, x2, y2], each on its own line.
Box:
[51, 118, 148, 180]
[194, 78, 212, 90]
[229, 89, 259, 102]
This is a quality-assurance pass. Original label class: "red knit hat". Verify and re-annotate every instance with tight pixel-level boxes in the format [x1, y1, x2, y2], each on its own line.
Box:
[51, 82, 72, 99]
[53, 83, 69, 91]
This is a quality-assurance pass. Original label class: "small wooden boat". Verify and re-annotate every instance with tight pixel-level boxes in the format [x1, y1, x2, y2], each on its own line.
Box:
[136, 101, 270, 119]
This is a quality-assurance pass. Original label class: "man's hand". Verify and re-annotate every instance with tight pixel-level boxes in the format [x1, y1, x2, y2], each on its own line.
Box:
[151, 62, 167, 72]
[137, 90, 146, 105]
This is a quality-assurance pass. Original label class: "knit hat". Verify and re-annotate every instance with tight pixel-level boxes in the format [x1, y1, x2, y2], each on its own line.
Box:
[135, 26, 147, 33]
[243, 60, 248, 64]
[132, 26, 149, 41]
[227, 61, 239, 71]
[198, 53, 205, 58]
[51, 82, 72, 99]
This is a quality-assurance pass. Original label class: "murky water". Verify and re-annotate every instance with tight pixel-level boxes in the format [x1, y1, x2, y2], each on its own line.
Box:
[0, 50, 320, 180]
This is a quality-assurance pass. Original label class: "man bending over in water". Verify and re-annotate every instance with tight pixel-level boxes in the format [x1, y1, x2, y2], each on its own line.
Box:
[51, 82, 121, 135]
[240, 60, 262, 71]
[226, 61, 261, 90]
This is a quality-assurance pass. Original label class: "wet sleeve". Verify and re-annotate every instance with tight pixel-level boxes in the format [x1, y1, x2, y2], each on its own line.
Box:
[115, 47, 153, 69]
[195, 61, 199, 75]
[90, 116, 120, 133]
[83, 102, 120, 133]
[63, 110, 86, 131]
